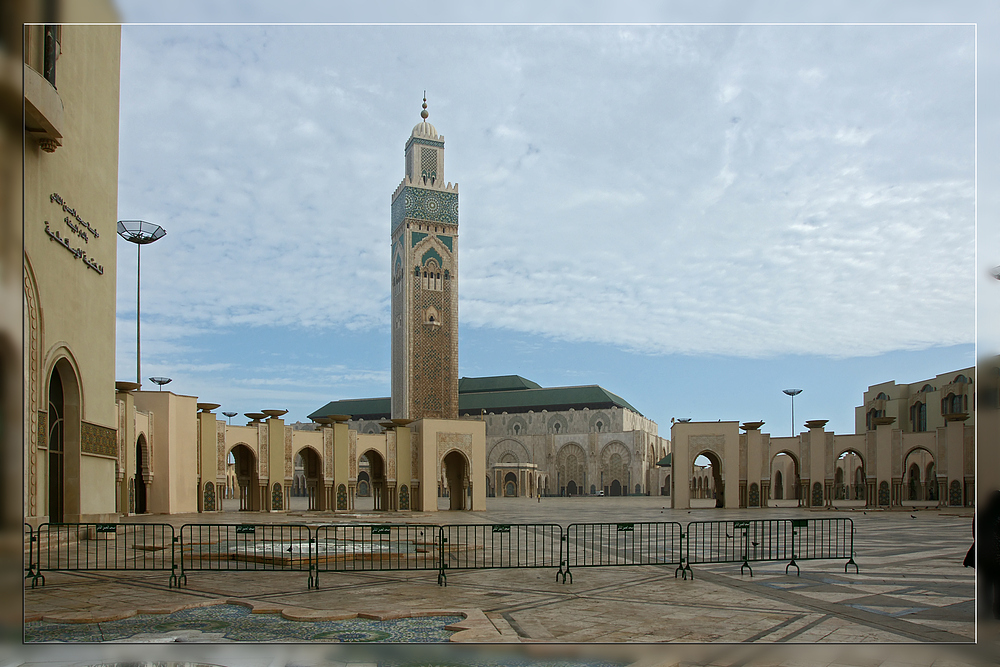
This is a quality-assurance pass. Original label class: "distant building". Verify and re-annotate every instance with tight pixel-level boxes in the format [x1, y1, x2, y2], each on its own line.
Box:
[311, 374, 671, 498]
[668, 367, 975, 509]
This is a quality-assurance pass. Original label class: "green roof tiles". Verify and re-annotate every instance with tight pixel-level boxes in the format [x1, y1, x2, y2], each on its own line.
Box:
[458, 375, 542, 393]
[309, 376, 643, 422]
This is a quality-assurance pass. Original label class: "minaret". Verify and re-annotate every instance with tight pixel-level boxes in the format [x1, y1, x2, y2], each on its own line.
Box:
[391, 96, 459, 420]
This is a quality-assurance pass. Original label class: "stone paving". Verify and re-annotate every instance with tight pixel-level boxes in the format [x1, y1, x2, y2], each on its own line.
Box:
[18, 496, 1000, 666]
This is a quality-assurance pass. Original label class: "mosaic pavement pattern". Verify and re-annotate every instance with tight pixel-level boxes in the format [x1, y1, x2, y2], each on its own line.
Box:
[24, 604, 463, 643]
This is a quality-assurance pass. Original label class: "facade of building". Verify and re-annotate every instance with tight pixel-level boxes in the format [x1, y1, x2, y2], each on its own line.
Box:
[669, 367, 975, 510]
[23, 21, 122, 525]
[310, 374, 671, 498]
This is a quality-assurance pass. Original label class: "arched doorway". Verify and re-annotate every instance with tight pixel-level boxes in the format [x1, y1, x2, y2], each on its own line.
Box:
[610, 480, 622, 496]
[443, 450, 469, 510]
[769, 452, 800, 506]
[47, 367, 65, 522]
[228, 444, 259, 511]
[556, 443, 585, 497]
[46, 360, 80, 522]
[566, 480, 578, 495]
[359, 450, 387, 511]
[134, 434, 149, 514]
[836, 450, 866, 503]
[297, 447, 324, 510]
[503, 471, 517, 497]
[692, 452, 724, 508]
[903, 447, 936, 502]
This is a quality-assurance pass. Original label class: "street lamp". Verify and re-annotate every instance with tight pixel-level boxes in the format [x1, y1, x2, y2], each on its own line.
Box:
[783, 389, 802, 436]
[149, 377, 172, 391]
[117, 220, 166, 389]
[222, 411, 238, 425]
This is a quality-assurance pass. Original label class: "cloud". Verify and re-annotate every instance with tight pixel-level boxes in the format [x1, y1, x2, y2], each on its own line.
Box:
[116, 23, 974, 384]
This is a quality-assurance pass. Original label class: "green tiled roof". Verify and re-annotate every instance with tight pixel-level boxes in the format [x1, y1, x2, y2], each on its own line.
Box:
[656, 453, 672, 467]
[458, 385, 641, 416]
[458, 375, 542, 393]
[308, 397, 391, 421]
[309, 378, 643, 422]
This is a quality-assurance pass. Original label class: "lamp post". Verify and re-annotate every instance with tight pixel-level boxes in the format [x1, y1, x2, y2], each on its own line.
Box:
[222, 411, 238, 425]
[783, 389, 802, 436]
[149, 377, 172, 391]
[117, 220, 166, 389]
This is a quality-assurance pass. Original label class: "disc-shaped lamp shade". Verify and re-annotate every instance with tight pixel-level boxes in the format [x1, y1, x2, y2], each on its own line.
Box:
[149, 377, 172, 391]
[117, 220, 166, 244]
[782, 389, 802, 397]
[222, 411, 238, 419]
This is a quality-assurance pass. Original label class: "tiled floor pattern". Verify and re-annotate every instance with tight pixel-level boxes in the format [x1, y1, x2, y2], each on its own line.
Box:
[24, 603, 463, 643]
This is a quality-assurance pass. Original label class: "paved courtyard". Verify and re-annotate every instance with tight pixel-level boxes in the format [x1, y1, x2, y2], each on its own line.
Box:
[19, 496, 999, 666]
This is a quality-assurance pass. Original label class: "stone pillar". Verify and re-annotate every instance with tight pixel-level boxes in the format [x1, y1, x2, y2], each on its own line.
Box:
[196, 407, 220, 512]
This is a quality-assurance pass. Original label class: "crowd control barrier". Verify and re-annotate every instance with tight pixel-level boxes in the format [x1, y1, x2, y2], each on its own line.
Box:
[178, 523, 314, 588]
[562, 522, 685, 583]
[312, 523, 442, 587]
[29, 522, 178, 588]
[438, 523, 564, 586]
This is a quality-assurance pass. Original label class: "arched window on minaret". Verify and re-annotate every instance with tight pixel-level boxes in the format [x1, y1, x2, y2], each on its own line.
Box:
[422, 259, 442, 291]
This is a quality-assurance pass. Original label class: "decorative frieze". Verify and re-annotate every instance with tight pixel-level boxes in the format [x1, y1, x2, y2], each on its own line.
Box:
[81, 421, 116, 457]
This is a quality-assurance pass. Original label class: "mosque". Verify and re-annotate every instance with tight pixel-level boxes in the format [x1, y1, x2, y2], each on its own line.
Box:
[21, 23, 978, 526]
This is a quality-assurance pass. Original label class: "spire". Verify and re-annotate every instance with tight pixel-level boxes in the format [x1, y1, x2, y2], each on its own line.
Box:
[421, 92, 429, 120]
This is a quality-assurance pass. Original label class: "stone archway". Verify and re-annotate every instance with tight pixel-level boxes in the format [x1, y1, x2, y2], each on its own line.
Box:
[296, 446, 325, 510]
[228, 444, 259, 511]
[692, 451, 724, 508]
[359, 450, 388, 511]
[769, 451, 801, 506]
[46, 358, 81, 522]
[835, 449, 867, 504]
[443, 450, 470, 510]
[134, 434, 149, 514]
[903, 446, 936, 502]
[504, 471, 518, 497]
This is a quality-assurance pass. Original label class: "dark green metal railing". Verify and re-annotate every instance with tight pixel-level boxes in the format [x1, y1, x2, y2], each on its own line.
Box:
[30, 522, 179, 587]
[562, 521, 686, 583]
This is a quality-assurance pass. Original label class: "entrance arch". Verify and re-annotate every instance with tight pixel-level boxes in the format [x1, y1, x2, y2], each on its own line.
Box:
[46, 359, 80, 522]
[296, 446, 325, 510]
[228, 444, 259, 511]
[769, 451, 800, 506]
[359, 450, 387, 511]
[503, 471, 517, 497]
[903, 447, 936, 502]
[692, 451, 724, 508]
[443, 450, 470, 510]
[135, 434, 149, 514]
[835, 449, 867, 503]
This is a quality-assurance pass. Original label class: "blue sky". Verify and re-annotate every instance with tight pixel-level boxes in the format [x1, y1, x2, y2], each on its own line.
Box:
[112, 12, 980, 435]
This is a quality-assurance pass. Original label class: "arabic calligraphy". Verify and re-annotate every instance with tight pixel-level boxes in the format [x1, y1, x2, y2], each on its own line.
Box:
[44, 221, 104, 275]
[50, 192, 100, 238]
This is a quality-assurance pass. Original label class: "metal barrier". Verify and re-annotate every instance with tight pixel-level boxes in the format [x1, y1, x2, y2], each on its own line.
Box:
[438, 523, 564, 586]
[787, 518, 857, 574]
[562, 522, 685, 583]
[24, 523, 37, 584]
[684, 519, 792, 577]
[178, 523, 314, 588]
[313, 523, 442, 587]
[31, 522, 179, 588]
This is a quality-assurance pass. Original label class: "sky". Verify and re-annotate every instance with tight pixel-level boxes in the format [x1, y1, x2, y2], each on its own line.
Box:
[111, 8, 982, 436]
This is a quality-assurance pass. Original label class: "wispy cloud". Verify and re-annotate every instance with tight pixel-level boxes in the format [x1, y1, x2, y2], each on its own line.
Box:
[117, 24, 974, 381]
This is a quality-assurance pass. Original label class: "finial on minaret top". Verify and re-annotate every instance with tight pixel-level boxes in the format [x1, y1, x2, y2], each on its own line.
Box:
[421, 92, 428, 120]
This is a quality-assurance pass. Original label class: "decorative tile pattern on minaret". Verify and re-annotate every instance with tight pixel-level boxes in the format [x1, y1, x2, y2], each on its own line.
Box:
[391, 97, 459, 419]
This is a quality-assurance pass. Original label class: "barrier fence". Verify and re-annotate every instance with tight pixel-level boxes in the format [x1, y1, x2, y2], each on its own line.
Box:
[22, 517, 857, 588]
[438, 523, 564, 586]
[178, 523, 315, 588]
[313, 523, 442, 587]
[788, 517, 857, 574]
[562, 522, 685, 583]
[29, 522, 178, 588]
[24, 523, 37, 582]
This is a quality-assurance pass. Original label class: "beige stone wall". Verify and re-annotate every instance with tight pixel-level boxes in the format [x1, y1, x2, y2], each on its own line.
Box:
[23, 24, 121, 522]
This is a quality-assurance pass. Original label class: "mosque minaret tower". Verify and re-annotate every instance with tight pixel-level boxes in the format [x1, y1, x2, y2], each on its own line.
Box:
[390, 96, 460, 420]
